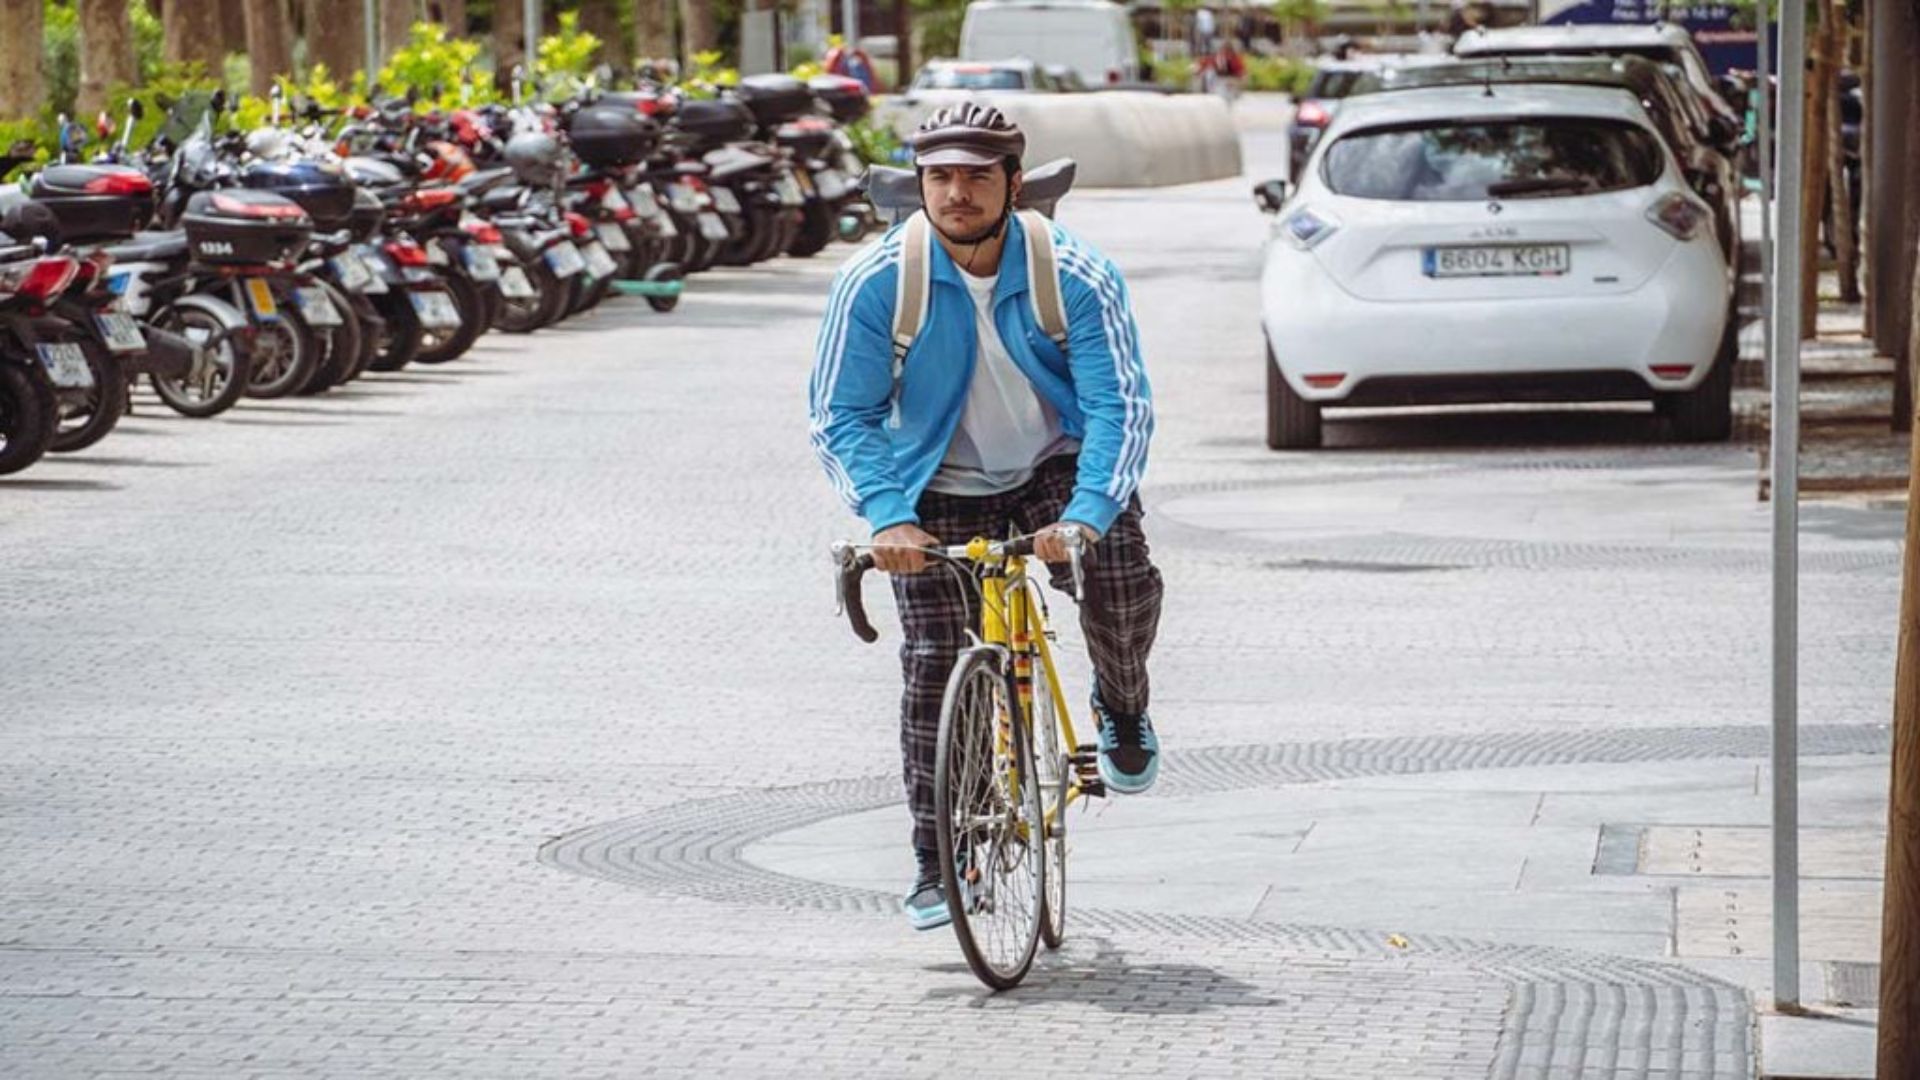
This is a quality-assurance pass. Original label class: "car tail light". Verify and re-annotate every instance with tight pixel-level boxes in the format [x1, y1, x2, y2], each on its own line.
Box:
[1647, 193, 1709, 241]
[463, 220, 503, 244]
[564, 211, 591, 239]
[210, 193, 308, 220]
[83, 172, 153, 196]
[385, 241, 430, 267]
[1295, 101, 1332, 128]
[0, 257, 80, 301]
[1650, 364, 1695, 381]
[1303, 374, 1345, 389]
[401, 188, 461, 213]
[1281, 206, 1338, 250]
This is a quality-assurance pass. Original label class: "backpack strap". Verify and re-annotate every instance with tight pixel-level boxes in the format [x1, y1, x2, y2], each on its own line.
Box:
[1017, 209, 1069, 353]
[892, 211, 932, 374]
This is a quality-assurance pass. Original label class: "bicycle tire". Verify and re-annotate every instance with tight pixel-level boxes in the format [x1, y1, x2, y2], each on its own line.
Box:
[935, 647, 1045, 991]
[1026, 626, 1070, 951]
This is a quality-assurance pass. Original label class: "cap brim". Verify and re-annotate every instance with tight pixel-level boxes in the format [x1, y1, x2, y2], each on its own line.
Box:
[914, 146, 1005, 167]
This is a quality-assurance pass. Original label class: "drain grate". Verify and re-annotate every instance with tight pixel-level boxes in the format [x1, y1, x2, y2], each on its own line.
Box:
[1827, 961, 1880, 1007]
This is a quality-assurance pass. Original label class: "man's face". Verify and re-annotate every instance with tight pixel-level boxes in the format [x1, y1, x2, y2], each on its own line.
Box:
[921, 163, 1022, 245]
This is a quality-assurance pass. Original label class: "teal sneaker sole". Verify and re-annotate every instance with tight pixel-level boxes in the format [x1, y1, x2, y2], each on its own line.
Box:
[905, 898, 951, 931]
[1098, 752, 1160, 795]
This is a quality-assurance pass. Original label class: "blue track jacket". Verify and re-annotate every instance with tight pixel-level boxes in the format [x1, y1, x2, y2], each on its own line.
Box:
[808, 213, 1154, 537]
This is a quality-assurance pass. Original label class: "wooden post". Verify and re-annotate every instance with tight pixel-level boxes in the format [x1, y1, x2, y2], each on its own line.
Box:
[893, 0, 911, 90]
[1878, 223, 1920, 1080]
[1799, 2, 1833, 332]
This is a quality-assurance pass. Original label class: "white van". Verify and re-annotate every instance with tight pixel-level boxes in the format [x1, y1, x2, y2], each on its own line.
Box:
[958, 0, 1139, 87]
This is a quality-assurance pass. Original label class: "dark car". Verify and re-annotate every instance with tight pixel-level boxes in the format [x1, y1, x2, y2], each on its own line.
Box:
[1289, 56, 1450, 180]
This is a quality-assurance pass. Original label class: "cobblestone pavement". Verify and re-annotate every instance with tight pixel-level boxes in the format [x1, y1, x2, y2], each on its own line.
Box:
[0, 125, 1901, 1078]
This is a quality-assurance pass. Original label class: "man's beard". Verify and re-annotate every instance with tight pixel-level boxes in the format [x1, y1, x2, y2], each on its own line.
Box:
[932, 210, 1004, 247]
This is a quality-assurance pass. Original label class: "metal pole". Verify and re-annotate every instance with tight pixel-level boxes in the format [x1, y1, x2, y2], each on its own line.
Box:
[364, 0, 378, 77]
[525, 0, 540, 80]
[843, 0, 859, 43]
[1770, 0, 1807, 1014]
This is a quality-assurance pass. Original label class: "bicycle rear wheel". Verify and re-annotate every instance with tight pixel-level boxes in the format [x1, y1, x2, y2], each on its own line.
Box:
[935, 647, 1045, 990]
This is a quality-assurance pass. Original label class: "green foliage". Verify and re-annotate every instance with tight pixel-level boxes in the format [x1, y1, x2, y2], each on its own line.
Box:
[131, 0, 165, 82]
[1245, 56, 1314, 95]
[1154, 55, 1195, 91]
[843, 117, 904, 167]
[678, 50, 739, 100]
[378, 21, 494, 108]
[911, 0, 968, 60]
[1271, 0, 1330, 32]
[43, 1, 80, 119]
[0, 118, 53, 182]
[538, 11, 602, 78]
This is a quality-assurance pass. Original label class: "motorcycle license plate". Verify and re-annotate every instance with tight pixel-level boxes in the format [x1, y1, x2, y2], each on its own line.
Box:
[463, 246, 502, 282]
[37, 342, 93, 389]
[244, 278, 280, 320]
[667, 183, 702, 213]
[582, 241, 620, 280]
[330, 254, 373, 293]
[814, 169, 847, 201]
[601, 187, 629, 213]
[410, 289, 462, 329]
[709, 186, 743, 215]
[497, 265, 536, 298]
[545, 243, 585, 279]
[426, 244, 451, 267]
[596, 222, 632, 253]
[775, 174, 805, 207]
[95, 312, 146, 353]
[697, 212, 729, 241]
[293, 285, 343, 327]
[651, 214, 679, 239]
[626, 184, 661, 218]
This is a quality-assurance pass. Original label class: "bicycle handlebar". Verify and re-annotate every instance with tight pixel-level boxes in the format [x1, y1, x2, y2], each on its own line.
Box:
[831, 530, 1096, 645]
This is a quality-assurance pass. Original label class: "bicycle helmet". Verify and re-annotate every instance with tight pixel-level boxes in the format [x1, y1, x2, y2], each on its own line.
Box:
[909, 104, 1024, 168]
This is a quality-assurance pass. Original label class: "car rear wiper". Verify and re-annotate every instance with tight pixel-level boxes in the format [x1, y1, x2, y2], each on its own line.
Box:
[1486, 176, 1597, 198]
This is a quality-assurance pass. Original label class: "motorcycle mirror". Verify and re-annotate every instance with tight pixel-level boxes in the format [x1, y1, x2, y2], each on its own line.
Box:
[210, 89, 228, 113]
[128, 98, 145, 122]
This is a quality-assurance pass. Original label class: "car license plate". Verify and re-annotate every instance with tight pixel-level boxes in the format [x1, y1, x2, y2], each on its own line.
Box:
[545, 242, 585, 279]
[37, 342, 93, 389]
[293, 285, 343, 327]
[697, 212, 729, 241]
[667, 183, 702, 213]
[244, 277, 279, 319]
[775, 174, 805, 207]
[814, 169, 847, 201]
[709, 186, 743, 215]
[596, 222, 632, 253]
[410, 289, 462, 329]
[463, 245, 502, 282]
[1423, 244, 1570, 278]
[497, 266, 536, 298]
[330, 254, 373, 292]
[95, 312, 145, 353]
[582, 241, 620, 280]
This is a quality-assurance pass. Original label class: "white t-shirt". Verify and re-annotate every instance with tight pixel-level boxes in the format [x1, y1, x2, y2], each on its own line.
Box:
[927, 269, 1076, 496]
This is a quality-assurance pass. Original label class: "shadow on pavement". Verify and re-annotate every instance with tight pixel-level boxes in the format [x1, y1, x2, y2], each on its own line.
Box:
[1, 477, 122, 492]
[1322, 407, 1671, 451]
[923, 938, 1283, 1014]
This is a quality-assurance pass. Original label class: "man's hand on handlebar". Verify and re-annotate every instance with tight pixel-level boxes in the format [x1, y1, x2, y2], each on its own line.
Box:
[872, 522, 940, 574]
[1034, 522, 1097, 565]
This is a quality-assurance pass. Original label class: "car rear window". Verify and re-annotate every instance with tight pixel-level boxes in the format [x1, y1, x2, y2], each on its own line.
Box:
[1321, 117, 1665, 201]
[1306, 70, 1365, 99]
[917, 68, 1026, 90]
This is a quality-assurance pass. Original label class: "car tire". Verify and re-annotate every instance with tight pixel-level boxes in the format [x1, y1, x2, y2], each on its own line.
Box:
[1663, 318, 1735, 444]
[1265, 344, 1322, 450]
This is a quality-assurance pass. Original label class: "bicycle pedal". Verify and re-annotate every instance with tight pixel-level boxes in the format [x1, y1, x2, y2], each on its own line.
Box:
[1078, 777, 1107, 799]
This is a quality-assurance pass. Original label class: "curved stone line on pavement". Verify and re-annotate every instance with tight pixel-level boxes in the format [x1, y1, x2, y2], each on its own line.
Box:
[539, 724, 1884, 1079]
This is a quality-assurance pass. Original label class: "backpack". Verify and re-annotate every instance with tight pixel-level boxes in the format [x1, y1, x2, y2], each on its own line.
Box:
[890, 208, 1070, 376]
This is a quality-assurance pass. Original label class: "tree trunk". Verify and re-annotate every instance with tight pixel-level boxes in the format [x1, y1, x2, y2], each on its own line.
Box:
[636, 0, 673, 62]
[381, 0, 419, 63]
[579, 0, 630, 69]
[163, 0, 227, 75]
[494, 0, 526, 92]
[243, 0, 294, 95]
[893, 0, 911, 90]
[1885, 223, 1920, 1080]
[77, 0, 138, 120]
[1861, 0, 1875, 328]
[1800, 5, 1835, 333]
[0, 0, 44, 120]
[306, 0, 366, 79]
[679, 0, 716, 57]
[217, 0, 250, 56]
[424, 0, 467, 36]
[1827, 4, 1861, 304]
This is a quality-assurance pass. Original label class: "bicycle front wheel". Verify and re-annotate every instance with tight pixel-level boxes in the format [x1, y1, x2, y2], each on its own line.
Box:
[935, 647, 1045, 990]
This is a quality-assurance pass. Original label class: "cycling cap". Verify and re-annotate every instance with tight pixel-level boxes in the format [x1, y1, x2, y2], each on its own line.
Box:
[910, 103, 1025, 168]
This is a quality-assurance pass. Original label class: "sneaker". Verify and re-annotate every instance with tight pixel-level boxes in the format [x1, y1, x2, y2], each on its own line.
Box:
[902, 848, 950, 931]
[1092, 688, 1160, 795]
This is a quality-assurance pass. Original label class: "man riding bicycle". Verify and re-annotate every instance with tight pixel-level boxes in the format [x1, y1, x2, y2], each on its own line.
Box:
[808, 105, 1164, 931]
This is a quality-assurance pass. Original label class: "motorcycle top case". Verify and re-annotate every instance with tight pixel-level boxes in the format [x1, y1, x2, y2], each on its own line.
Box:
[735, 75, 815, 128]
[808, 75, 871, 124]
[28, 164, 157, 242]
[568, 106, 661, 167]
[672, 99, 757, 146]
[240, 160, 357, 229]
[180, 189, 313, 266]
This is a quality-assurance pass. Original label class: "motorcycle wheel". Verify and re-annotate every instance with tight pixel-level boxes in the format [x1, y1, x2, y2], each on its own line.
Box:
[786, 202, 835, 259]
[0, 360, 58, 476]
[368, 293, 424, 371]
[244, 304, 319, 399]
[414, 274, 486, 365]
[150, 305, 253, 419]
[494, 258, 566, 334]
[297, 281, 363, 394]
[49, 339, 127, 453]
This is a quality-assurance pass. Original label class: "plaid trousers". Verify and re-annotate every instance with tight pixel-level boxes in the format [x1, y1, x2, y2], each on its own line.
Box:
[889, 454, 1164, 854]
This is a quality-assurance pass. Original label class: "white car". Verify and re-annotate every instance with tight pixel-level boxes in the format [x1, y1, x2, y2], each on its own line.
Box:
[1253, 82, 1734, 449]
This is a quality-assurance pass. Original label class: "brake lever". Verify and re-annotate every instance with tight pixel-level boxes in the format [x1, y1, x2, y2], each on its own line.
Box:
[1064, 528, 1087, 601]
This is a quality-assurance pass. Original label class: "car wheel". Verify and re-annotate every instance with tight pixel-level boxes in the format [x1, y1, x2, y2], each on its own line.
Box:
[1265, 344, 1322, 450]
[1662, 318, 1735, 443]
